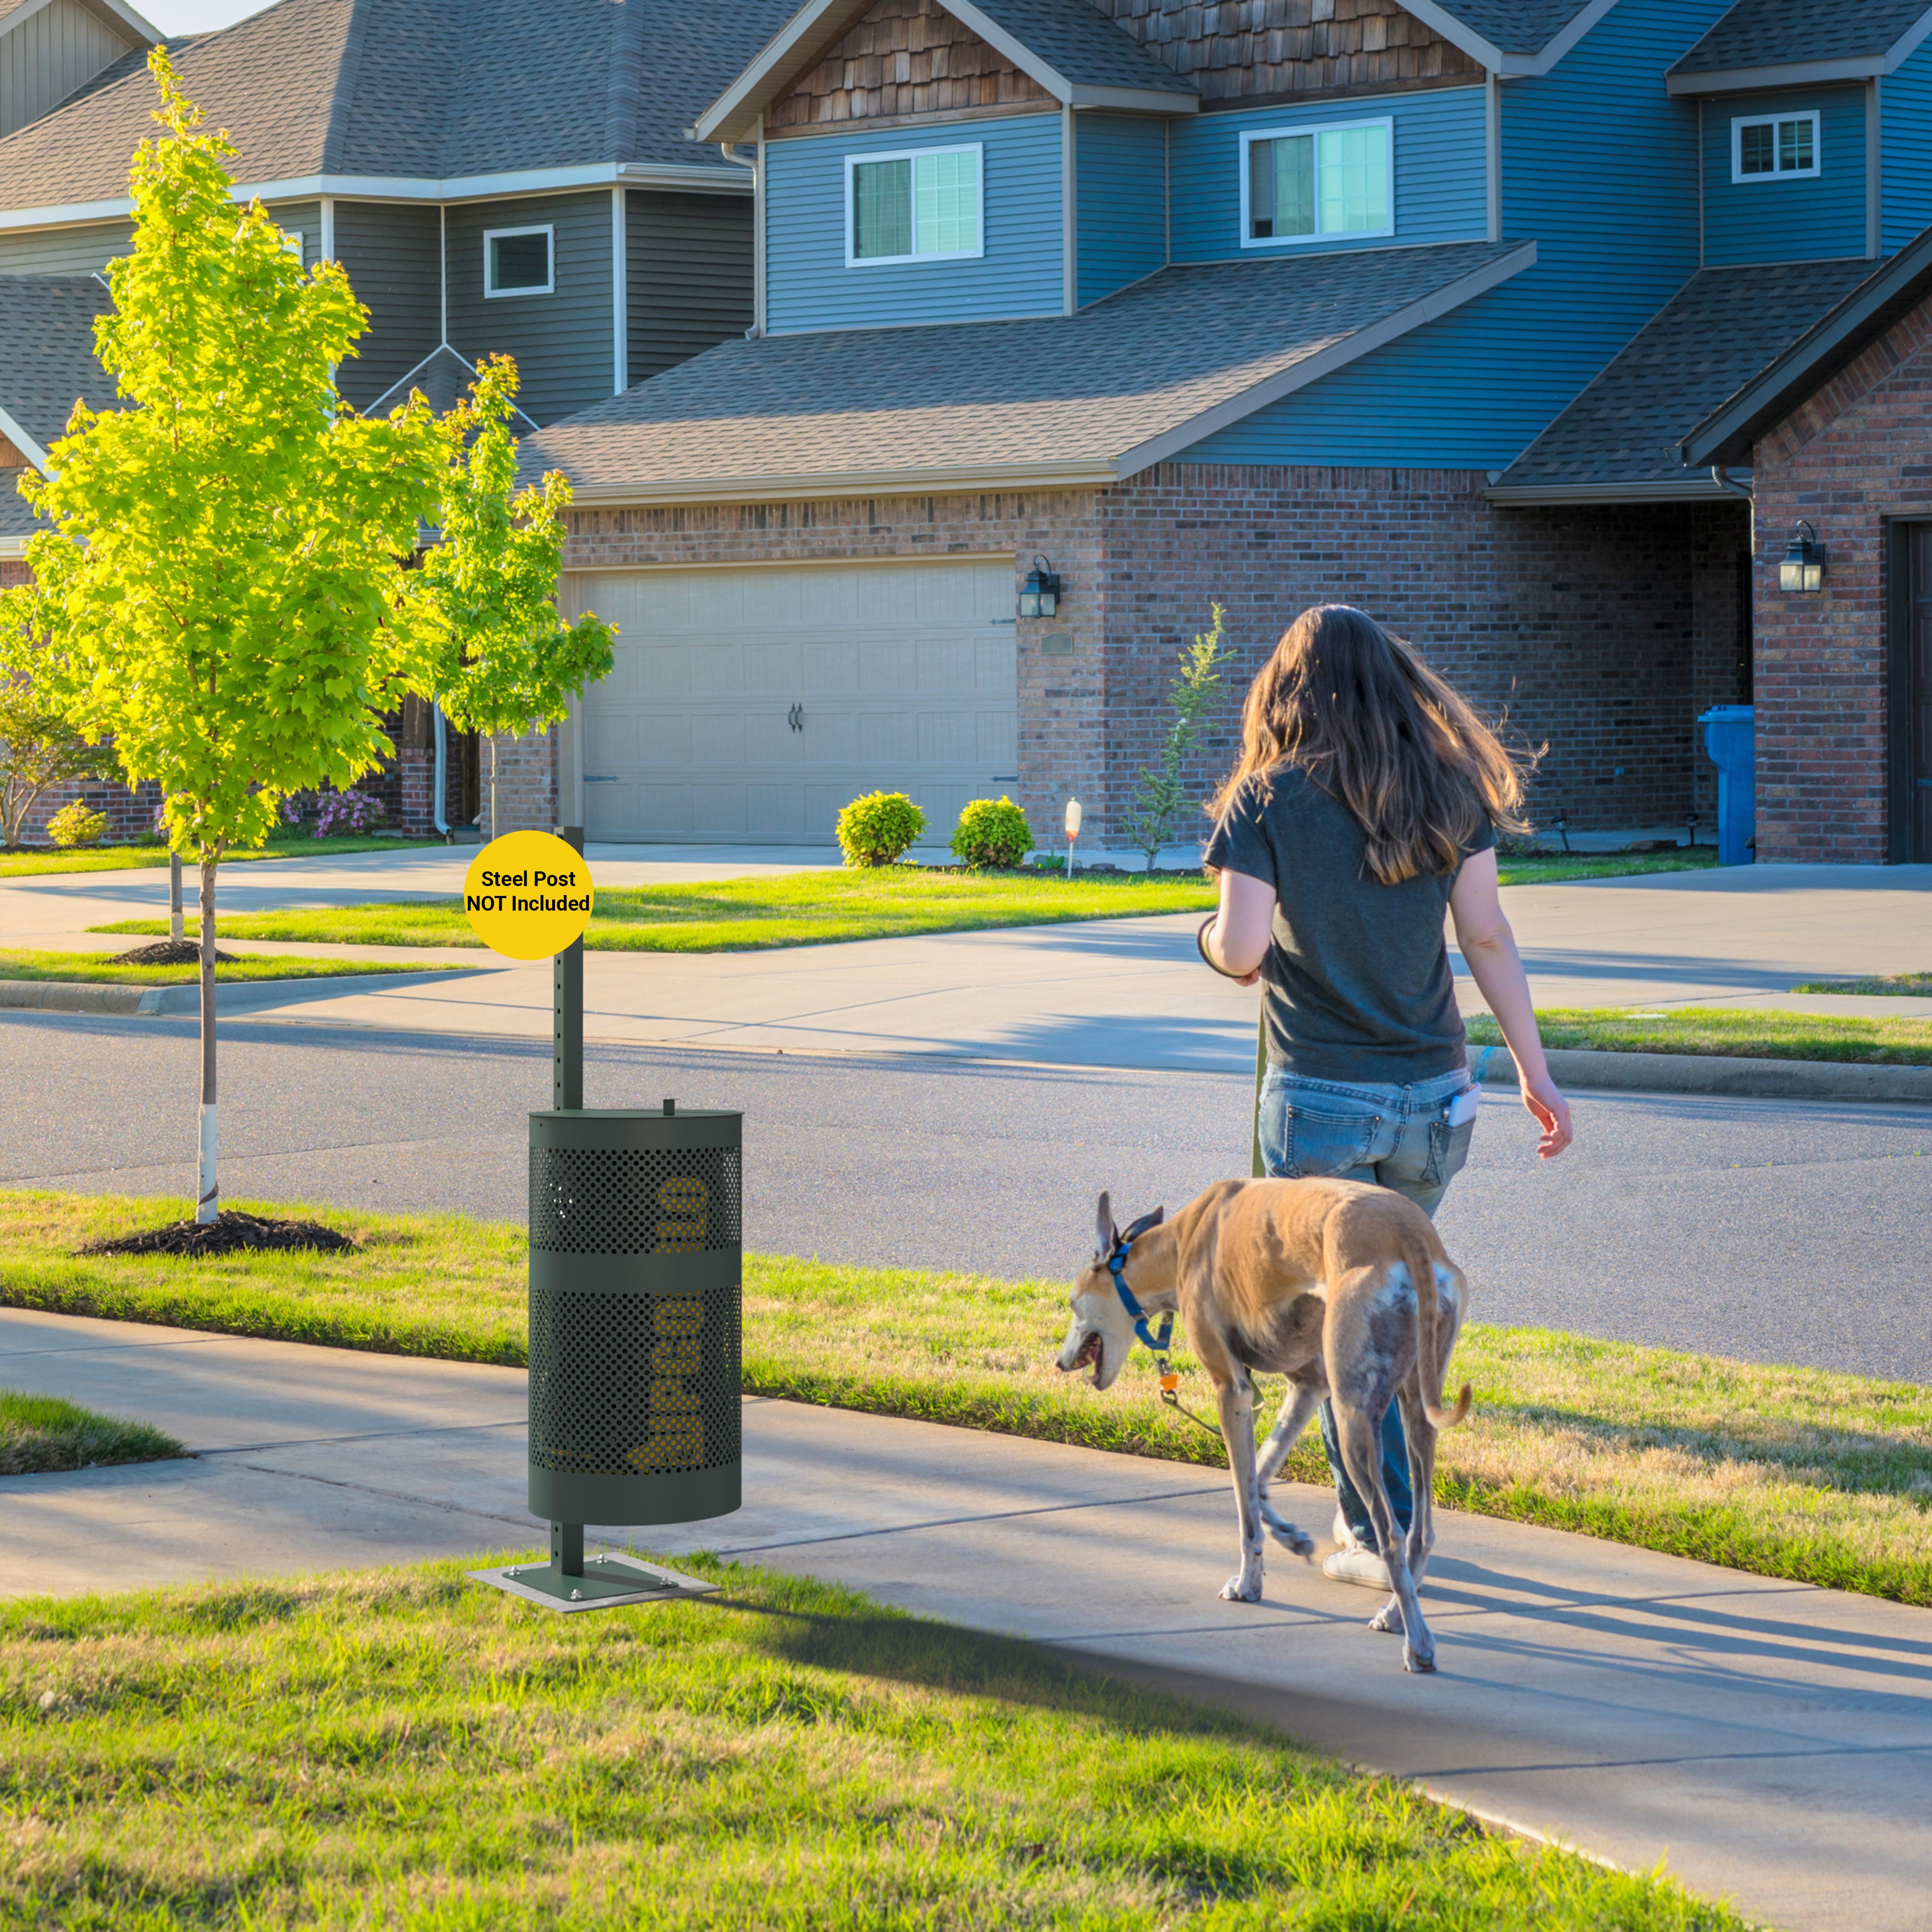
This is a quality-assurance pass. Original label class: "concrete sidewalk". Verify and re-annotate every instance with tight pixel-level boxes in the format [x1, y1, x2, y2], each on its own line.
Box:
[4, 1305, 1927, 1932]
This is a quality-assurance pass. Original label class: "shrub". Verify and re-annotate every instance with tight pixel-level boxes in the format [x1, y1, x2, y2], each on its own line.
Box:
[45, 800, 108, 848]
[312, 789, 384, 838]
[836, 791, 925, 868]
[950, 796, 1033, 870]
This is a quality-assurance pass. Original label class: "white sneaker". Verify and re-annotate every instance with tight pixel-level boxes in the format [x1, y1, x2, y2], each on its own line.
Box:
[1323, 1547, 1392, 1590]
[1331, 1507, 1360, 1552]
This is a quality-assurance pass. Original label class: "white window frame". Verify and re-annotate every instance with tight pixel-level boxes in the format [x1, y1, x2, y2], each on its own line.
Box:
[1731, 110, 1821, 183]
[843, 143, 985, 269]
[1238, 117, 1395, 250]
[483, 222, 555, 298]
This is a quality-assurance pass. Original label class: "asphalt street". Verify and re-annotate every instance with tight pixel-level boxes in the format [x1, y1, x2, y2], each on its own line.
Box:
[4, 1008, 1929, 1383]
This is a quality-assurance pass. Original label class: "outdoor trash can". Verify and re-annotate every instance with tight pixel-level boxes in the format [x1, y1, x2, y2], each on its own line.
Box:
[527, 1105, 743, 1528]
[1699, 704, 1756, 866]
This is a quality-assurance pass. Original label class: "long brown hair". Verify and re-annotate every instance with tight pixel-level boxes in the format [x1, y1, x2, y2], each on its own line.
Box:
[1207, 604, 1528, 885]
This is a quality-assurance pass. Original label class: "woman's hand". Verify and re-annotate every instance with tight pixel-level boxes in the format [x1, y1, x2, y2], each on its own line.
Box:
[1519, 1069, 1573, 1159]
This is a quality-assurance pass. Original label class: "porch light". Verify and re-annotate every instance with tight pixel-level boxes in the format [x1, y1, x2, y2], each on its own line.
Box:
[1778, 520, 1826, 593]
[1019, 555, 1061, 618]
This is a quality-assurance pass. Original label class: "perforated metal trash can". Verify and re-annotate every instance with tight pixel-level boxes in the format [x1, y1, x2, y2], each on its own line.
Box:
[527, 1107, 742, 1526]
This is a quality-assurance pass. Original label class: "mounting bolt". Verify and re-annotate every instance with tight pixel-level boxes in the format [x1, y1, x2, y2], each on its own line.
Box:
[570, 1589, 583, 1601]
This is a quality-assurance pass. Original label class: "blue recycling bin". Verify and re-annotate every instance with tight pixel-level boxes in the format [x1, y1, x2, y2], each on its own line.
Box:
[1699, 705, 1756, 866]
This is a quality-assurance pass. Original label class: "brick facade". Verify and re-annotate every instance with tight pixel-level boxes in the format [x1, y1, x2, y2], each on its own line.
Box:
[1747, 298, 1932, 863]
[564, 467, 1745, 848]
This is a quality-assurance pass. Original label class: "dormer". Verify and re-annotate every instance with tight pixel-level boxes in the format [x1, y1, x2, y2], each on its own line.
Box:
[0, 0, 158, 140]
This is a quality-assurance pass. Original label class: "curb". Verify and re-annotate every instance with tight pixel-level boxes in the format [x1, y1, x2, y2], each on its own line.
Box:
[1467, 1041, 1932, 1105]
[0, 970, 483, 1017]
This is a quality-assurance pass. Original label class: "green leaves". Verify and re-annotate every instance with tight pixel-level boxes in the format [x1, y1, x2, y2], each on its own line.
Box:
[1126, 602, 1237, 868]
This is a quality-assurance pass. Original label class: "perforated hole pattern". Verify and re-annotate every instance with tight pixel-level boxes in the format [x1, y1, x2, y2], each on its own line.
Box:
[531, 1146, 742, 1255]
[529, 1280, 742, 1475]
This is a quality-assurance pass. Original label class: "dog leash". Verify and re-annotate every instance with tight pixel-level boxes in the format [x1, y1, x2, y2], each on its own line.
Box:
[1106, 1212, 1226, 1443]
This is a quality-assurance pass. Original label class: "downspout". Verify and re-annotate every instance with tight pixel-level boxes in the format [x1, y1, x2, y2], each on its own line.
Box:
[433, 702, 450, 840]
[1711, 464, 1755, 553]
[719, 140, 762, 337]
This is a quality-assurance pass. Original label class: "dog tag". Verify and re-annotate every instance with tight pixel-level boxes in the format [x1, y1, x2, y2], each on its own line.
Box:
[1445, 1087, 1480, 1128]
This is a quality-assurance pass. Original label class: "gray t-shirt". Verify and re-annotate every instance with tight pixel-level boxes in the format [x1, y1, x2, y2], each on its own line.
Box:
[1203, 766, 1493, 1083]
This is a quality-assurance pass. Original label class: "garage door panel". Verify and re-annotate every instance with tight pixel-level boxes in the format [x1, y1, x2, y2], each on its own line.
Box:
[574, 560, 1018, 844]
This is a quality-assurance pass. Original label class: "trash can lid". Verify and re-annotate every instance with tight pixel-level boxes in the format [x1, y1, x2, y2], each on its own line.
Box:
[1697, 704, 1755, 723]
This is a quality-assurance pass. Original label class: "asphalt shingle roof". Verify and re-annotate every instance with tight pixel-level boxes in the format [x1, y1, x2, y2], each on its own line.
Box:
[1671, 0, 1932, 73]
[0, 0, 798, 215]
[0, 468, 47, 543]
[1495, 257, 1880, 490]
[0, 274, 116, 453]
[1428, 0, 1602, 56]
[522, 239, 1529, 496]
[970, 0, 1195, 91]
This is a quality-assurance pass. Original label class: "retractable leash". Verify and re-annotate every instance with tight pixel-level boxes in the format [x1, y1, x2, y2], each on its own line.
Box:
[1105, 1211, 1223, 1442]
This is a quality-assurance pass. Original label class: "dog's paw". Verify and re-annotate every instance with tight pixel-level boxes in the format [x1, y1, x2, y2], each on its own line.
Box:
[1261, 1507, 1315, 1560]
[1369, 1599, 1405, 1636]
[1219, 1570, 1263, 1603]
[1403, 1644, 1437, 1675]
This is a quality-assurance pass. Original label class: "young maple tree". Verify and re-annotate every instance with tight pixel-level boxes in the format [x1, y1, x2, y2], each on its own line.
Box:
[1, 54, 612, 1225]
[1125, 602, 1237, 872]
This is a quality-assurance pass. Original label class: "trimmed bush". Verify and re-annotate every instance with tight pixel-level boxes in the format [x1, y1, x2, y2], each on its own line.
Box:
[45, 801, 109, 849]
[312, 789, 384, 838]
[950, 796, 1033, 870]
[836, 791, 925, 867]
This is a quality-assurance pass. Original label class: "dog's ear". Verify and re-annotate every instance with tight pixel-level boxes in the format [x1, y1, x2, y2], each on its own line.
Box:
[1095, 1191, 1115, 1257]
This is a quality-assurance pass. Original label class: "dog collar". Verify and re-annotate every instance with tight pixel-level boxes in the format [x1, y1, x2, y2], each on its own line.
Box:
[1107, 1210, 1173, 1354]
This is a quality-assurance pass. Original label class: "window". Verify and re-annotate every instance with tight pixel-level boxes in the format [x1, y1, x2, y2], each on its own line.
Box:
[484, 224, 554, 297]
[1732, 112, 1819, 182]
[1241, 119, 1393, 246]
[845, 145, 983, 266]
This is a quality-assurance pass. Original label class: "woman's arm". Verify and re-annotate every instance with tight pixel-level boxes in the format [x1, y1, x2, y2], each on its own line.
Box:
[1200, 866, 1276, 987]
[1448, 848, 1573, 1159]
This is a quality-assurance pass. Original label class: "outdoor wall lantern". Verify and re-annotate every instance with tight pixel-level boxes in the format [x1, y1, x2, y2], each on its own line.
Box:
[1019, 555, 1061, 618]
[1778, 520, 1826, 593]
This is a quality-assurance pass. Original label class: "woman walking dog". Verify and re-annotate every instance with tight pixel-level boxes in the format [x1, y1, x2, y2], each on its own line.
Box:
[1197, 604, 1572, 1591]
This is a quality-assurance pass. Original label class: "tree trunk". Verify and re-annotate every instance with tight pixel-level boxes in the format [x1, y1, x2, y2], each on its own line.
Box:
[170, 851, 183, 942]
[489, 734, 497, 844]
[196, 854, 218, 1224]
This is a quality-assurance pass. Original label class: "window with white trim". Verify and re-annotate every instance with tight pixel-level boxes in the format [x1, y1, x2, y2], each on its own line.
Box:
[484, 224, 554, 297]
[845, 145, 983, 266]
[1241, 119, 1393, 246]
[1732, 111, 1819, 182]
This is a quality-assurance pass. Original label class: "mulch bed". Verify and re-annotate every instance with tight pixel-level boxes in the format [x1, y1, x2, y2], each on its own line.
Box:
[79, 1211, 358, 1259]
[107, 941, 237, 966]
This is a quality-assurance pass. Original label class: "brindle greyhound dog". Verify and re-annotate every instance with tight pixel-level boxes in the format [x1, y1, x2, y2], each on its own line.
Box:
[1056, 1181, 1471, 1674]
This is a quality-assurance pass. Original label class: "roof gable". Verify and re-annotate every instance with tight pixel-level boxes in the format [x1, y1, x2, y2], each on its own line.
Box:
[0, 270, 114, 466]
[1667, 0, 1932, 92]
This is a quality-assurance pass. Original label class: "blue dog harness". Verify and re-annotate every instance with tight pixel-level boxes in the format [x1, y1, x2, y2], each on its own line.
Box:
[1107, 1208, 1173, 1353]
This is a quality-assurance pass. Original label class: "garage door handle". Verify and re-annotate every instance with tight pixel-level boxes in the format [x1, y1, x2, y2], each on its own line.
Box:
[788, 704, 804, 733]
[584, 775, 617, 783]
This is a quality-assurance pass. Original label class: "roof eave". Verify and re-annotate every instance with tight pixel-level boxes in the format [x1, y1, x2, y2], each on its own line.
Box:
[1486, 474, 1749, 505]
[558, 458, 1125, 508]
[1066, 85, 1198, 113]
[1665, 55, 1886, 96]
[0, 403, 50, 473]
[0, 0, 159, 50]
[1402, 0, 1621, 77]
[1112, 238, 1539, 479]
[1679, 234, 1932, 466]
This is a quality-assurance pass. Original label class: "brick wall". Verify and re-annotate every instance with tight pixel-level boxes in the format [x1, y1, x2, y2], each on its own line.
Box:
[1748, 298, 1932, 863]
[478, 725, 558, 840]
[563, 468, 1724, 849]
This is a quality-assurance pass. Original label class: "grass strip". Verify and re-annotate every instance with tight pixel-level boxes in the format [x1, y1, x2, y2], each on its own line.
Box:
[1466, 1006, 1932, 1066]
[94, 850, 1717, 955]
[0, 1389, 183, 1474]
[0, 948, 462, 987]
[5, 1190, 1928, 1610]
[1790, 972, 1932, 997]
[0, 1558, 1742, 1930]
[0, 835, 441, 879]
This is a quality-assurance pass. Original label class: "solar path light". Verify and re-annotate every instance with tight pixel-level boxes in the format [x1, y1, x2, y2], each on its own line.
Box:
[463, 826, 741, 1613]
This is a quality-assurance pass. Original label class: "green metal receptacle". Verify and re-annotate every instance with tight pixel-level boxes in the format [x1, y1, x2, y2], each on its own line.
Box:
[527, 1106, 743, 1530]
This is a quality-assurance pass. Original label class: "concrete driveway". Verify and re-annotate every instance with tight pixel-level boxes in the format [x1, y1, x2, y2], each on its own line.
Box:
[4, 1305, 1927, 1932]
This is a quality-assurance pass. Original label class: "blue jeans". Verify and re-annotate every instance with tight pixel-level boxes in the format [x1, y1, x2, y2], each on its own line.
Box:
[1257, 1065, 1476, 1553]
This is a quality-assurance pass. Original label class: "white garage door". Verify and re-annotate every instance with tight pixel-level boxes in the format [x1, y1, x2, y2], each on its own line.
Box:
[567, 559, 1019, 844]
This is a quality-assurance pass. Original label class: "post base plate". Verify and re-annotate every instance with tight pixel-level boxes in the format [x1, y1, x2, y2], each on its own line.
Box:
[466, 1551, 716, 1614]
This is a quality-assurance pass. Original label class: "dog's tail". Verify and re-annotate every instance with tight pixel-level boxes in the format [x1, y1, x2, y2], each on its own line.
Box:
[1405, 1228, 1471, 1430]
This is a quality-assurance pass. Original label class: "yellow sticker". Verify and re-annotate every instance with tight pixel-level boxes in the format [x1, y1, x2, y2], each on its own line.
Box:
[463, 831, 594, 960]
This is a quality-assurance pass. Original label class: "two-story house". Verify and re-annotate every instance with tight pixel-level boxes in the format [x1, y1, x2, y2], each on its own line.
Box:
[0, 0, 791, 837]
[511, 0, 1932, 861]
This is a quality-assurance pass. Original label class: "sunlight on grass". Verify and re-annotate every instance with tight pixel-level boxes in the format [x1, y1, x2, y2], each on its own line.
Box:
[0, 1389, 183, 1474]
[0, 836, 441, 879]
[1790, 972, 1932, 997]
[1466, 1007, 1932, 1066]
[4, 1190, 1927, 1607]
[0, 949, 461, 987]
[0, 1558, 1742, 1929]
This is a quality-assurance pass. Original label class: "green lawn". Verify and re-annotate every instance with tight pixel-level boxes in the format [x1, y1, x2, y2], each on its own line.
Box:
[0, 1559, 1738, 1931]
[0, 948, 462, 987]
[1790, 972, 1932, 997]
[0, 1389, 183, 1475]
[1467, 1006, 1932, 1065]
[7, 1190, 1928, 1610]
[0, 835, 444, 879]
[94, 850, 1717, 955]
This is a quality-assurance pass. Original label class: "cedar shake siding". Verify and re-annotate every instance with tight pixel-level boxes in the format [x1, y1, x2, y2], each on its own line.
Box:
[767, 0, 1054, 133]
[626, 191, 755, 387]
[1088, 0, 1484, 105]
